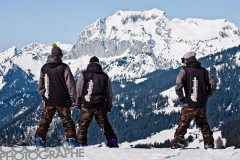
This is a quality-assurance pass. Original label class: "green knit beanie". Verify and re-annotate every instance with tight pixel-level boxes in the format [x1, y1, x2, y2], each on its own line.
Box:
[52, 43, 57, 48]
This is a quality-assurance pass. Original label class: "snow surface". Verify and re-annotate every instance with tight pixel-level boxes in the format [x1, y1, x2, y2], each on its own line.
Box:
[121, 126, 226, 149]
[81, 147, 240, 160]
[14, 107, 28, 118]
[153, 87, 181, 114]
[235, 51, 240, 66]
[1, 145, 240, 160]
[134, 77, 148, 84]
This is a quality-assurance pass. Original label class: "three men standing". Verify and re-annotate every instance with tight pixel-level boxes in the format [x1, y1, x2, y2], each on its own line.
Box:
[35, 44, 215, 149]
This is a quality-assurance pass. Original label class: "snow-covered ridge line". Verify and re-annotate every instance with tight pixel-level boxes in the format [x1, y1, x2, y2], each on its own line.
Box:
[71, 8, 240, 58]
[0, 42, 73, 90]
[1, 9, 240, 86]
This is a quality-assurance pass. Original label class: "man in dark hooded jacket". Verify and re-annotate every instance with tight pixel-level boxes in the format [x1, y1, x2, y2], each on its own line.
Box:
[172, 52, 216, 149]
[35, 44, 78, 147]
[76, 56, 118, 147]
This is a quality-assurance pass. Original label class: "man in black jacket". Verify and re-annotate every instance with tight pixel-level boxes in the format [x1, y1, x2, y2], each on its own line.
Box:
[76, 56, 118, 147]
[172, 51, 216, 149]
[35, 44, 78, 147]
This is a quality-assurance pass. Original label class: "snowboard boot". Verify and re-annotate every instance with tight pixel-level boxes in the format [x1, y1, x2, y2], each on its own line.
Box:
[34, 136, 46, 147]
[203, 134, 214, 149]
[204, 143, 214, 149]
[171, 139, 184, 149]
[67, 138, 79, 148]
[107, 138, 119, 148]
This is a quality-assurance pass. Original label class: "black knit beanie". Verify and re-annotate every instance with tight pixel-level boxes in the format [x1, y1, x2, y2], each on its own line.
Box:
[89, 56, 99, 63]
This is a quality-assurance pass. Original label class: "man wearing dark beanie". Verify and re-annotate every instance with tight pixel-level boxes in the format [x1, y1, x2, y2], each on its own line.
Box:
[76, 56, 118, 147]
[35, 43, 78, 147]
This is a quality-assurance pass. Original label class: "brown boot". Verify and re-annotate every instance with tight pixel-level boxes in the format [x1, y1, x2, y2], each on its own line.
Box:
[203, 134, 214, 149]
[171, 137, 184, 149]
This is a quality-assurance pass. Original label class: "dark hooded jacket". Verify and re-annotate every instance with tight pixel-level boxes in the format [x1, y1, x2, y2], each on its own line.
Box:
[175, 57, 216, 108]
[76, 62, 112, 111]
[38, 55, 76, 107]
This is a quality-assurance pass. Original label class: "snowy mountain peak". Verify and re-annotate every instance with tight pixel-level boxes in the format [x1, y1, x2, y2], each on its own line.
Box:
[113, 8, 165, 19]
[67, 9, 240, 80]
[0, 46, 17, 63]
[1, 9, 240, 81]
[20, 43, 49, 58]
[70, 8, 240, 61]
[170, 18, 240, 41]
[75, 8, 167, 43]
[20, 42, 72, 57]
[0, 42, 73, 89]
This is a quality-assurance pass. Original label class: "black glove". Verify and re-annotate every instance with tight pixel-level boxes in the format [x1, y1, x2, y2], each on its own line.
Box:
[67, 100, 74, 108]
[180, 97, 186, 103]
[107, 106, 112, 112]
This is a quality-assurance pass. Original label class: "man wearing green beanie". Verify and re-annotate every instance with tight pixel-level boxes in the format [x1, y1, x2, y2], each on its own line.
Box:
[35, 43, 78, 147]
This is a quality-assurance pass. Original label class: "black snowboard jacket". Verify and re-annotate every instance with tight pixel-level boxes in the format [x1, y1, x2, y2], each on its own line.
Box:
[76, 62, 112, 111]
[38, 55, 76, 107]
[175, 57, 216, 108]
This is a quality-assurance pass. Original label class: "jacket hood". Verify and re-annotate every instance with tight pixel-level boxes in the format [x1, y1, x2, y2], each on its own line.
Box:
[46, 55, 62, 68]
[186, 56, 201, 68]
[87, 62, 103, 73]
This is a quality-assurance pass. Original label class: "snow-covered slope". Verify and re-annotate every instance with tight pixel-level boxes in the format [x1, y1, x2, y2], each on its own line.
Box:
[1, 146, 240, 160]
[0, 47, 17, 89]
[0, 42, 72, 90]
[121, 126, 226, 149]
[153, 86, 181, 114]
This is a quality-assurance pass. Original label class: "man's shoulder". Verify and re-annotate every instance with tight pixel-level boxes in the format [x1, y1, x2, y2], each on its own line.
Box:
[200, 66, 207, 71]
[41, 62, 69, 71]
[59, 63, 70, 72]
[61, 62, 69, 68]
[41, 63, 48, 70]
[184, 66, 207, 71]
[102, 71, 109, 78]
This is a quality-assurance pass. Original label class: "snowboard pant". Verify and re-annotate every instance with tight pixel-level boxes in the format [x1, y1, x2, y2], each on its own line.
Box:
[35, 106, 76, 142]
[173, 106, 214, 146]
[77, 106, 117, 145]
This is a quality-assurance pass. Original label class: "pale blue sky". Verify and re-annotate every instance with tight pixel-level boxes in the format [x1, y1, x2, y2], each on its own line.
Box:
[0, 0, 240, 51]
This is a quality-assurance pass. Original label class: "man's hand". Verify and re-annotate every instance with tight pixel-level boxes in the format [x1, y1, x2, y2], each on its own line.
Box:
[67, 100, 74, 108]
[180, 97, 186, 103]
